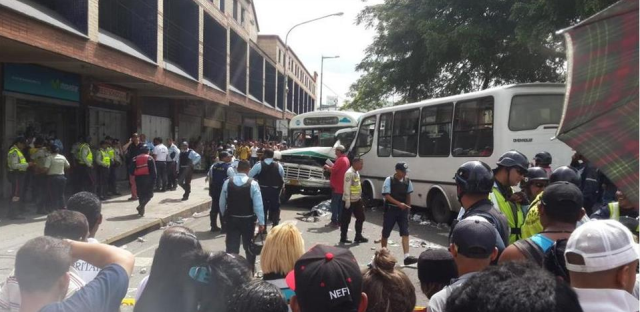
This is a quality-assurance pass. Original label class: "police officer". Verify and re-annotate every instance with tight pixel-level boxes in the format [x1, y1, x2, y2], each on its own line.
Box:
[452, 161, 510, 254]
[177, 142, 201, 201]
[43, 144, 70, 211]
[166, 138, 180, 191]
[95, 141, 111, 200]
[6, 136, 33, 219]
[130, 146, 156, 217]
[520, 167, 549, 214]
[340, 158, 368, 244]
[248, 149, 284, 230]
[521, 166, 584, 239]
[381, 162, 418, 265]
[490, 150, 529, 244]
[220, 160, 265, 270]
[105, 137, 121, 196]
[533, 151, 553, 175]
[591, 190, 638, 221]
[208, 151, 235, 232]
[75, 136, 95, 194]
[31, 137, 50, 214]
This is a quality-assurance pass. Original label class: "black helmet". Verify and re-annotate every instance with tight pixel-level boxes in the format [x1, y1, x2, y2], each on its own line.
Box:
[534, 151, 552, 166]
[524, 167, 549, 184]
[454, 161, 494, 195]
[496, 150, 529, 172]
[549, 166, 581, 187]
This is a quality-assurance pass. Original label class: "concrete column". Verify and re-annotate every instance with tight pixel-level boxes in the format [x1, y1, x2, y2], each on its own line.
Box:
[88, 0, 99, 41]
[157, 0, 164, 67]
[198, 7, 204, 82]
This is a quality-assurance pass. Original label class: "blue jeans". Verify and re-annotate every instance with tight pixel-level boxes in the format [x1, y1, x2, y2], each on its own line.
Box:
[331, 192, 344, 223]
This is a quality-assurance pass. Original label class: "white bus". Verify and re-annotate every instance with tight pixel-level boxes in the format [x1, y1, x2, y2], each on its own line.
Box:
[350, 83, 573, 223]
[279, 111, 363, 202]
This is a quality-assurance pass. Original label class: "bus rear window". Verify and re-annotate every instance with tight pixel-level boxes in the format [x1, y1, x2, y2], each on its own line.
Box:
[509, 95, 564, 131]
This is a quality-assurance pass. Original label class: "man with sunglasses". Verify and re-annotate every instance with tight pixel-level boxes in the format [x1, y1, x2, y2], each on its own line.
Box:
[490, 150, 529, 244]
[591, 190, 639, 234]
[520, 167, 549, 214]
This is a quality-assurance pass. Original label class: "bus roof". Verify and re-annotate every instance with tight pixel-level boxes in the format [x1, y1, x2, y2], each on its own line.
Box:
[361, 83, 566, 117]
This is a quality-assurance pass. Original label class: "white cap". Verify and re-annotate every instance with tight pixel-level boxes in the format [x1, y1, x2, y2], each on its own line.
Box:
[335, 145, 346, 152]
[565, 220, 640, 273]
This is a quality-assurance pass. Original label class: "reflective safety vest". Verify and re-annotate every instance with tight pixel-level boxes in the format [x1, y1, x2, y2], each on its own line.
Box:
[76, 143, 93, 166]
[521, 192, 544, 239]
[134, 154, 150, 176]
[608, 202, 620, 220]
[7, 146, 27, 172]
[106, 147, 116, 160]
[490, 184, 524, 244]
[99, 149, 111, 167]
[350, 173, 362, 199]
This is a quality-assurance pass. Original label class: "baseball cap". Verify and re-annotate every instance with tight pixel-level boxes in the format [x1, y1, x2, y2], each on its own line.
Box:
[541, 181, 583, 212]
[395, 162, 409, 172]
[418, 248, 458, 284]
[335, 145, 346, 152]
[565, 219, 640, 273]
[286, 245, 362, 312]
[451, 217, 497, 259]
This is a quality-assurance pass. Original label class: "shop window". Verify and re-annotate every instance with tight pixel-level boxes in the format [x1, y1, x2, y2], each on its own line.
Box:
[377, 113, 392, 157]
[452, 97, 494, 157]
[419, 103, 453, 157]
[392, 109, 419, 157]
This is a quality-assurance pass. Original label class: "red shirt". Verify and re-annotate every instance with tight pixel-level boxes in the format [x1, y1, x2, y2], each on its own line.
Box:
[330, 155, 350, 194]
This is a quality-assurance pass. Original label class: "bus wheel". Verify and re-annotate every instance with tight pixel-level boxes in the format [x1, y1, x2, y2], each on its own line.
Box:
[430, 192, 452, 224]
[362, 183, 375, 208]
[280, 189, 293, 204]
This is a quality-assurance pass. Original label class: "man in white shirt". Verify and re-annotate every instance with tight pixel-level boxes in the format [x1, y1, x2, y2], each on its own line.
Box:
[152, 138, 169, 192]
[250, 143, 259, 166]
[565, 219, 639, 312]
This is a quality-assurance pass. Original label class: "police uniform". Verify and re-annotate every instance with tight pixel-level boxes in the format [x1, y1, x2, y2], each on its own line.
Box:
[490, 182, 525, 244]
[75, 141, 95, 194]
[167, 143, 180, 190]
[6, 144, 29, 218]
[249, 159, 284, 227]
[381, 175, 413, 239]
[96, 147, 111, 200]
[106, 145, 120, 195]
[341, 166, 367, 243]
[177, 147, 201, 201]
[219, 173, 265, 269]
[131, 150, 156, 216]
[44, 151, 70, 211]
[208, 158, 234, 231]
[31, 146, 50, 213]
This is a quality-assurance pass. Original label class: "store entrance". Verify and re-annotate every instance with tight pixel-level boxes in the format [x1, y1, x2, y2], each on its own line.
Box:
[16, 99, 79, 157]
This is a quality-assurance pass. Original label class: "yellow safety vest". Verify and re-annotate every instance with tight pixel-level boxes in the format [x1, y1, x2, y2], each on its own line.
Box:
[608, 202, 620, 220]
[106, 147, 116, 160]
[521, 192, 544, 239]
[7, 146, 27, 172]
[76, 143, 93, 166]
[490, 185, 524, 244]
[100, 149, 111, 167]
[350, 173, 362, 198]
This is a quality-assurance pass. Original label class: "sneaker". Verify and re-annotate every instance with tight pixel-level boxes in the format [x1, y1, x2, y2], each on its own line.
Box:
[210, 227, 221, 232]
[403, 255, 418, 266]
[354, 236, 369, 243]
[340, 238, 353, 244]
[136, 206, 145, 217]
[128, 197, 138, 201]
[181, 196, 189, 201]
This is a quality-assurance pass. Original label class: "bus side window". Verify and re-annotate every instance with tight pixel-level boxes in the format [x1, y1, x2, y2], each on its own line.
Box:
[378, 113, 393, 157]
[392, 109, 420, 157]
[452, 97, 494, 157]
[419, 103, 453, 157]
[355, 116, 377, 156]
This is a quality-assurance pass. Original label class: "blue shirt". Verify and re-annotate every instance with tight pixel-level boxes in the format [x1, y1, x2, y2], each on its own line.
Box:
[219, 173, 265, 225]
[248, 158, 284, 178]
[381, 176, 414, 195]
[176, 149, 201, 168]
[39, 264, 128, 312]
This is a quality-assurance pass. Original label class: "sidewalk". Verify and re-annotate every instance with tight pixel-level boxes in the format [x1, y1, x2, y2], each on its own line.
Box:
[0, 176, 212, 275]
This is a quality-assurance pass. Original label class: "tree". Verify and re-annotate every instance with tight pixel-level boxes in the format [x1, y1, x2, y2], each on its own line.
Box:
[343, 0, 617, 112]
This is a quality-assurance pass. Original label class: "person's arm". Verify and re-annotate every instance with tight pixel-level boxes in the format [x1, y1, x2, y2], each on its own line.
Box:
[43, 155, 52, 171]
[382, 178, 410, 209]
[8, 151, 29, 171]
[219, 180, 229, 216]
[251, 181, 265, 226]
[64, 157, 70, 169]
[590, 204, 611, 220]
[82, 147, 93, 167]
[406, 181, 413, 207]
[498, 244, 526, 264]
[227, 167, 235, 178]
[190, 151, 201, 165]
[248, 162, 261, 178]
[96, 151, 106, 167]
[278, 163, 284, 177]
[149, 158, 157, 180]
[343, 171, 352, 208]
[67, 240, 134, 276]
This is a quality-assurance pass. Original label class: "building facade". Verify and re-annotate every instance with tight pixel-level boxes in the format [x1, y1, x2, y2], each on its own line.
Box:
[0, 0, 317, 196]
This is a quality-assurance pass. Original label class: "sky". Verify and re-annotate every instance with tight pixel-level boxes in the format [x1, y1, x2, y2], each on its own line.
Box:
[254, 0, 384, 107]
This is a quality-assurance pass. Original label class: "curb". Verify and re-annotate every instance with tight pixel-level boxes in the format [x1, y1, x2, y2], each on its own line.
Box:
[102, 199, 212, 245]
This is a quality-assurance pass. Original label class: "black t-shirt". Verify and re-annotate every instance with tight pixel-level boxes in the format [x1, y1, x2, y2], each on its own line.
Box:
[38, 264, 129, 312]
[126, 143, 144, 166]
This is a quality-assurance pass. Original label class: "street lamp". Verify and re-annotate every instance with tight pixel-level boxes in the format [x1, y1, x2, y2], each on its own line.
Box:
[319, 55, 340, 111]
[281, 12, 344, 140]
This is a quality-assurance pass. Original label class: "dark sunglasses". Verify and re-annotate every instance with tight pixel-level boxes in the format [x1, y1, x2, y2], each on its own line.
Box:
[533, 183, 548, 188]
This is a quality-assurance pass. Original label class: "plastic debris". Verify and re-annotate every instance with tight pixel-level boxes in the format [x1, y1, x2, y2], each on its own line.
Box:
[419, 220, 431, 226]
[436, 223, 449, 230]
[136, 237, 146, 243]
[412, 214, 423, 222]
[139, 267, 147, 274]
[122, 298, 135, 306]
[192, 211, 209, 218]
[296, 200, 331, 222]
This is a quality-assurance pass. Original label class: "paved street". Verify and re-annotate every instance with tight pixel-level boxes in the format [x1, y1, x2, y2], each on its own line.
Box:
[120, 194, 450, 310]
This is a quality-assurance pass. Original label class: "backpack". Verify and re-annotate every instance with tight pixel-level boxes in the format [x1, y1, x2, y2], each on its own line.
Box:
[543, 239, 570, 282]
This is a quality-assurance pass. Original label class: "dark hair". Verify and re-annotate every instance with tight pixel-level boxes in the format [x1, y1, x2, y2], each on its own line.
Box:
[34, 136, 45, 146]
[445, 261, 582, 312]
[196, 251, 253, 312]
[15, 237, 72, 293]
[67, 192, 102, 231]
[227, 280, 288, 312]
[44, 210, 89, 241]
[362, 248, 416, 312]
[135, 226, 203, 312]
[263, 149, 275, 159]
[12, 136, 26, 146]
[237, 160, 251, 171]
[541, 202, 583, 224]
[50, 144, 60, 154]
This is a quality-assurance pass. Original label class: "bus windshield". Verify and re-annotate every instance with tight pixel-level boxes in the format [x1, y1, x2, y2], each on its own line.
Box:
[291, 127, 343, 148]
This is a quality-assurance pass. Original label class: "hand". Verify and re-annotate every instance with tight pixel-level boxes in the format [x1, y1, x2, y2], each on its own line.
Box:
[323, 164, 331, 171]
[345, 201, 351, 209]
[510, 192, 524, 204]
[402, 203, 411, 210]
[258, 225, 265, 233]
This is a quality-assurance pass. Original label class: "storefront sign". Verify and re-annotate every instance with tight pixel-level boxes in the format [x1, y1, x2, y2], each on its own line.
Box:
[3, 63, 80, 102]
[90, 83, 130, 104]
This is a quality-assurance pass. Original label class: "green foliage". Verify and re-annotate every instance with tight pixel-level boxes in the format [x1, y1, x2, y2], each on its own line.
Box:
[343, 0, 617, 112]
